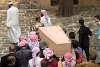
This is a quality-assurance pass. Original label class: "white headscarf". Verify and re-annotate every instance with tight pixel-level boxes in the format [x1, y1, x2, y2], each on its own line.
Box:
[41, 10, 49, 18]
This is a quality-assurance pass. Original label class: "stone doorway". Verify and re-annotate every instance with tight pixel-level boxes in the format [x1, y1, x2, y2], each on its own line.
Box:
[51, 0, 59, 6]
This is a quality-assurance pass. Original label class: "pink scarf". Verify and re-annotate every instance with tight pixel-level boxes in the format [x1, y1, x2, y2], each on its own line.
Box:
[43, 48, 54, 59]
[64, 53, 73, 67]
[19, 40, 28, 48]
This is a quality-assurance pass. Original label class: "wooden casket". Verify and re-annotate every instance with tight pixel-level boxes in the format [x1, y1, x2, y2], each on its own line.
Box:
[38, 26, 71, 57]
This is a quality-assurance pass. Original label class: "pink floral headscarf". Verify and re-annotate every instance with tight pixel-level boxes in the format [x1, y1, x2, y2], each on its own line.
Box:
[30, 34, 38, 45]
[43, 48, 54, 59]
[19, 40, 28, 48]
[64, 52, 73, 67]
[29, 31, 36, 36]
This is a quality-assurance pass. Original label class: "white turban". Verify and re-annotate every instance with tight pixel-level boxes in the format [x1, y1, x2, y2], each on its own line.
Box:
[41, 10, 49, 18]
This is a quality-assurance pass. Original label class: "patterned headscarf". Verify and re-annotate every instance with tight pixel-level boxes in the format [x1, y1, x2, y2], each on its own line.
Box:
[29, 31, 36, 36]
[19, 40, 28, 48]
[64, 52, 73, 67]
[30, 34, 38, 45]
[43, 48, 54, 59]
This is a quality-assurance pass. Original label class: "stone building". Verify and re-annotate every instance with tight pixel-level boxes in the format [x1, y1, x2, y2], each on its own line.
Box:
[0, 0, 100, 9]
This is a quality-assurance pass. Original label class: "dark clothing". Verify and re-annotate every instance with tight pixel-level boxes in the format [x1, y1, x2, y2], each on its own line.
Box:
[1, 53, 16, 67]
[41, 59, 58, 67]
[79, 26, 92, 48]
[71, 39, 79, 48]
[16, 44, 31, 51]
[7, 64, 15, 67]
[16, 48, 32, 67]
[79, 25, 92, 60]
[83, 47, 90, 60]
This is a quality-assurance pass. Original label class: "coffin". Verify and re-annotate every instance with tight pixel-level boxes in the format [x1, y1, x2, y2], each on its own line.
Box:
[38, 26, 71, 57]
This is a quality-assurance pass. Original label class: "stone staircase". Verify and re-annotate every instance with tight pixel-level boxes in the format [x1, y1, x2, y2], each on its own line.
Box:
[0, 9, 41, 57]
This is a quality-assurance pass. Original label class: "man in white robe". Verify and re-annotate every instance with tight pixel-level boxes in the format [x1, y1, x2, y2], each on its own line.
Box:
[6, 1, 21, 44]
[40, 10, 52, 26]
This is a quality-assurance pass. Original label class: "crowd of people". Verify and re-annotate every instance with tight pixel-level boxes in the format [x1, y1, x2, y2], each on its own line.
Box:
[0, 0, 100, 67]
[0, 22, 99, 67]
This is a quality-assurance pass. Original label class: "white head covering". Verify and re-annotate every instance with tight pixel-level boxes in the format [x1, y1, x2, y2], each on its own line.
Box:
[41, 10, 49, 18]
[8, 0, 13, 4]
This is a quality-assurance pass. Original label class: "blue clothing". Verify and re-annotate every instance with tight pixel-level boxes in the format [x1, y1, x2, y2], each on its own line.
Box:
[96, 26, 100, 39]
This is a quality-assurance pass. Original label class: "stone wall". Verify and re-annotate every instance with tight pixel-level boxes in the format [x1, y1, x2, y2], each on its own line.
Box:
[0, 9, 40, 57]
[79, 0, 100, 6]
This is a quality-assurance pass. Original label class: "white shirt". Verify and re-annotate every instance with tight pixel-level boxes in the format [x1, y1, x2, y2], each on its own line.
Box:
[7, 6, 19, 27]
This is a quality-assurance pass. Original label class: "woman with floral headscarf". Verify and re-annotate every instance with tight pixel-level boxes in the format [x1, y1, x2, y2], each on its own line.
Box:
[41, 48, 58, 67]
[40, 10, 52, 26]
[62, 52, 76, 67]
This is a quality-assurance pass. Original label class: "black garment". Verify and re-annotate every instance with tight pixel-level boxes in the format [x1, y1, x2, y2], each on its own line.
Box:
[16, 48, 32, 67]
[79, 25, 92, 60]
[79, 26, 92, 48]
[16, 44, 31, 52]
[82, 47, 90, 60]
[7, 64, 15, 67]
[39, 41, 47, 58]
[71, 39, 79, 48]
[1, 53, 16, 67]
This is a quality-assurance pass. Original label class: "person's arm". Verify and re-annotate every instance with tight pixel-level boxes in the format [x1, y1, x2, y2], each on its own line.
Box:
[6, 10, 12, 27]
